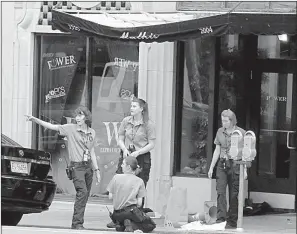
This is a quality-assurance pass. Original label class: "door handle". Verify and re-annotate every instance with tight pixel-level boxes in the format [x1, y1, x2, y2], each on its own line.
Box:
[287, 131, 296, 150]
[260, 129, 296, 150]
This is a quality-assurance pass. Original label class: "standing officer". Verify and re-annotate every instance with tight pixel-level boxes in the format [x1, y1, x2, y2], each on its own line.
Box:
[117, 97, 156, 189]
[26, 106, 100, 230]
[208, 109, 246, 229]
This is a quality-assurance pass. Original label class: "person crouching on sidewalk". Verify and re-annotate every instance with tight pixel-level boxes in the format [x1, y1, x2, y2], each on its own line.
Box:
[107, 156, 156, 233]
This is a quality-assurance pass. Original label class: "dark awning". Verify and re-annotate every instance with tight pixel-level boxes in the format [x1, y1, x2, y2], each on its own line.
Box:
[52, 10, 297, 43]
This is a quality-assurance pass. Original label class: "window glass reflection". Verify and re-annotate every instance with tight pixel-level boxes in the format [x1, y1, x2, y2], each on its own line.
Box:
[218, 35, 246, 127]
[259, 73, 293, 178]
[36, 35, 87, 194]
[38, 36, 87, 152]
[91, 40, 139, 193]
[178, 37, 215, 177]
[36, 36, 139, 194]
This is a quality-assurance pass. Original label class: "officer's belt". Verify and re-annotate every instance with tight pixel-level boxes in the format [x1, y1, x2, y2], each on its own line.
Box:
[114, 204, 137, 213]
[70, 160, 92, 166]
[219, 158, 233, 161]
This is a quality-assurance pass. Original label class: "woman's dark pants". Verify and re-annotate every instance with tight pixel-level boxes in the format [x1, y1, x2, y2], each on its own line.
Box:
[216, 159, 240, 227]
[70, 161, 93, 228]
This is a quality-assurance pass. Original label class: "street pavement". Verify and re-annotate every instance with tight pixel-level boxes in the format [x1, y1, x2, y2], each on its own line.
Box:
[1, 197, 296, 234]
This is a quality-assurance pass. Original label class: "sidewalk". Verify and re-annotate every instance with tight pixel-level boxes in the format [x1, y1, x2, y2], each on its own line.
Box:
[54, 193, 112, 205]
[53, 195, 296, 234]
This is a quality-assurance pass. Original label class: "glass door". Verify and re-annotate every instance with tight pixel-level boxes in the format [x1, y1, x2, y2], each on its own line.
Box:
[249, 62, 297, 205]
[258, 73, 296, 183]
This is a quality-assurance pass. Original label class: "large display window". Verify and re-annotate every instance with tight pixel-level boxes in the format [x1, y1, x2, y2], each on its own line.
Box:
[34, 35, 139, 194]
[36, 35, 87, 151]
[91, 39, 139, 193]
[175, 37, 216, 177]
[174, 35, 248, 177]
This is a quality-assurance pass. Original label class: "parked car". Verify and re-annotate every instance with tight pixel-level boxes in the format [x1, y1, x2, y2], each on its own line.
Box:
[1, 134, 57, 226]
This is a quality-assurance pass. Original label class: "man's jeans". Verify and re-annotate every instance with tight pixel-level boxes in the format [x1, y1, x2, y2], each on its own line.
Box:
[70, 161, 93, 228]
[216, 159, 240, 227]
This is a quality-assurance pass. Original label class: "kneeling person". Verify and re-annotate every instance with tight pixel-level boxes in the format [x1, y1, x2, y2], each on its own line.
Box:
[107, 156, 156, 233]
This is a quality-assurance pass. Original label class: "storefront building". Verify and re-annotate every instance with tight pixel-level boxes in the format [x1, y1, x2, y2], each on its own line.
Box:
[2, 1, 296, 215]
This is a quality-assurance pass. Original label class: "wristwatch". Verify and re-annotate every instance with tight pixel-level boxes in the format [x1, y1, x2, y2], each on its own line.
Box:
[94, 168, 99, 171]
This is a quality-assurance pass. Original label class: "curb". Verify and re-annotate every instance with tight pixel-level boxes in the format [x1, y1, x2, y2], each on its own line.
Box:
[4, 226, 239, 234]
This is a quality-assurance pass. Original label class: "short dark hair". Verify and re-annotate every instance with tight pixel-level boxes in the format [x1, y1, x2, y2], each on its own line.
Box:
[74, 106, 92, 127]
[125, 156, 138, 171]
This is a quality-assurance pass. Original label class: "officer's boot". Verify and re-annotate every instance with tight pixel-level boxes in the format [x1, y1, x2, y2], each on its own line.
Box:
[107, 221, 116, 228]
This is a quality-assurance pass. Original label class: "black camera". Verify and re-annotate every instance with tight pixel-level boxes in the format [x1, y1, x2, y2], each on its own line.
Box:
[66, 167, 74, 180]
[128, 144, 136, 153]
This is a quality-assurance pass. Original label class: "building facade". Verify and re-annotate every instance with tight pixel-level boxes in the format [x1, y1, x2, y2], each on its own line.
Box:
[2, 1, 296, 215]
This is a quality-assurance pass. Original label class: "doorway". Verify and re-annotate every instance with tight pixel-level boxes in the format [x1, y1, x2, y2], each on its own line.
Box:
[248, 59, 297, 210]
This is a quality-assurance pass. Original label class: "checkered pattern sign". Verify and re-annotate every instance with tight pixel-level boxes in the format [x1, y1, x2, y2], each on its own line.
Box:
[38, 1, 132, 25]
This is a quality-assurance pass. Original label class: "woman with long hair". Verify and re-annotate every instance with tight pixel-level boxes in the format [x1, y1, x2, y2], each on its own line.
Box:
[107, 97, 156, 228]
[117, 97, 156, 187]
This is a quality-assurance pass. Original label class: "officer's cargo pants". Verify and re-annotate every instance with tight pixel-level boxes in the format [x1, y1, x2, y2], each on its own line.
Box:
[70, 161, 93, 228]
[216, 159, 240, 227]
[112, 205, 156, 232]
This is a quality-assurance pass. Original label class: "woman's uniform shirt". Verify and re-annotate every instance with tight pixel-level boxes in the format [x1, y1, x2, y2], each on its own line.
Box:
[214, 126, 246, 160]
[58, 124, 95, 162]
[118, 116, 156, 151]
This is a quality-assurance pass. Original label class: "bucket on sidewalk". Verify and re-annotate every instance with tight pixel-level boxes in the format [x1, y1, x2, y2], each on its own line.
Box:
[204, 201, 217, 224]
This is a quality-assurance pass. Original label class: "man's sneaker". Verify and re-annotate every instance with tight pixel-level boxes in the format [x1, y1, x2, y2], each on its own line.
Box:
[124, 219, 134, 232]
[107, 221, 116, 228]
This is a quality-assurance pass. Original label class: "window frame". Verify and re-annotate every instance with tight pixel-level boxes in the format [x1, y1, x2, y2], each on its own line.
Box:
[32, 34, 41, 150]
[173, 41, 185, 175]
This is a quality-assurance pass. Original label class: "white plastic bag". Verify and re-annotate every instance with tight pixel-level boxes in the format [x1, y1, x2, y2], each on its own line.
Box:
[180, 221, 226, 231]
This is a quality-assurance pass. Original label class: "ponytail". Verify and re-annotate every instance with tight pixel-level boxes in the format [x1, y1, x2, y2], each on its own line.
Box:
[142, 102, 149, 124]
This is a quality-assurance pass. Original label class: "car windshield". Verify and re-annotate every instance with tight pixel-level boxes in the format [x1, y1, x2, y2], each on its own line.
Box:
[1, 134, 22, 147]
